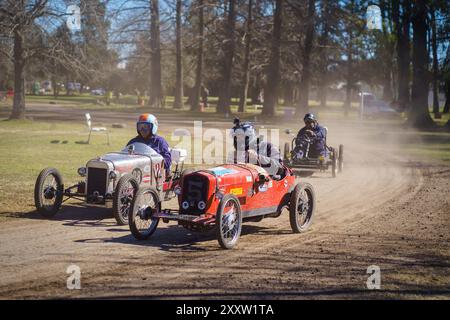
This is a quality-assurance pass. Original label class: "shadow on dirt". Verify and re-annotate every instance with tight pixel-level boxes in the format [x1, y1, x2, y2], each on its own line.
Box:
[2, 204, 116, 227]
[74, 223, 292, 252]
[89, 287, 450, 299]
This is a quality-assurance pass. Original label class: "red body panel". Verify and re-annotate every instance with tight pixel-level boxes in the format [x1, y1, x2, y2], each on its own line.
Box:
[178, 164, 295, 218]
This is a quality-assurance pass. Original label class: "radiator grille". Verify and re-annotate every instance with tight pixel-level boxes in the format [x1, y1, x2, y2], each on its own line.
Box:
[180, 174, 208, 215]
[87, 167, 107, 199]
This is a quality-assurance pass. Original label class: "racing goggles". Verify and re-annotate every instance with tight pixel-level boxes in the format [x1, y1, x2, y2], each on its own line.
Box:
[137, 122, 153, 134]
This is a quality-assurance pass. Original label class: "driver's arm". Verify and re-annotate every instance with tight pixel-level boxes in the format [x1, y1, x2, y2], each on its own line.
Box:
[158, 138, 172, 173]
[257, 144, 282, 176]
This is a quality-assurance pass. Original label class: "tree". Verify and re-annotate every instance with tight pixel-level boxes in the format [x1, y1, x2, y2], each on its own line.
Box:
[174, 0, 184, 109]
[149, 0, 163, 108]
[317, 0, 332, 108]
[238, 0, 253, 113]
[393, 0, 411, 112]
[262, 0, 283, 116]
[297, 0, 316, 115]
[0, 0, 48, 119]
[430, 2, 440, 115]
[409, 0, 434, 128]
[191, 0, 204, 111]
[217, 0, 237, 114]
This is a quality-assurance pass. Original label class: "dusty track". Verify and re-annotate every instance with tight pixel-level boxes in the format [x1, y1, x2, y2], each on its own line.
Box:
[0, 105, 449, 299]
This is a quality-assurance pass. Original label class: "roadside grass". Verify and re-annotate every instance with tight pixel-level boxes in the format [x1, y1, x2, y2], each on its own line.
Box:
[396, 131, 450, 164]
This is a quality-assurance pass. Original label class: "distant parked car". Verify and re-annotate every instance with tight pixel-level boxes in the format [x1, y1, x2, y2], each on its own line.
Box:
[91, 88, 105, 96]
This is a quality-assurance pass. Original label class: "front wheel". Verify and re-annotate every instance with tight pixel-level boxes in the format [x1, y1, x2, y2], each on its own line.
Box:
[129, 187, 161, 240]
[216, 194, 242, 249]
[34, 167, 64, 217]
[113, 174, 139, 225]
[331, 149, 337, 178]
[289, 182, 316, 233]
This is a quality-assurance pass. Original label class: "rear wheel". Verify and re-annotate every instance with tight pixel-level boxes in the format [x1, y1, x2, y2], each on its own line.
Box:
[338, 144, 344, 172]
[113, 174, 139, 225]
[216, 194, 242, 249]
[289, 183, 315, 233]
[34, 167, 64, 217]
[331, 149, 337, 178]
[129, 187, 160, 240]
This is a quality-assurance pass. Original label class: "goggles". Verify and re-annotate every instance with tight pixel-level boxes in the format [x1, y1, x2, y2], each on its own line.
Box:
[137, 122, 152, 133]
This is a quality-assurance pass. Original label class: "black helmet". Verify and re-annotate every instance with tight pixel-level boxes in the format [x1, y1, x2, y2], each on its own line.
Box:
[231, 118, 257, 151]
[303, 113, 316, 122]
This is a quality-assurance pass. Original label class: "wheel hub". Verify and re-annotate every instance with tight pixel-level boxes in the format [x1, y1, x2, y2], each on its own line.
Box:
[43, 186, 55, 200]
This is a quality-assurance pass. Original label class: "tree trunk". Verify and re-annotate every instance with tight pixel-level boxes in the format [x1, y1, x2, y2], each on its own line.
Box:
[262, 0, 283, 116]
[396, 0, 411, 111]
[443, 78, 449, 113]
[318, 0, 330, 109]
[149, 0, 162, 108]
[381, 1, 394, 102]
[297, 0, 316, 116]
[217, 0, 236, 114]
[430, 4, 440, 115]
[409, 0, 434, 128]
[344, 30, 353, 117]
[10, 29, 26, 120]
[238, 0, 253, 113]
[283, 82, 294, 106]
[192, 0, 204, 111]
[174, 0, 184, 109]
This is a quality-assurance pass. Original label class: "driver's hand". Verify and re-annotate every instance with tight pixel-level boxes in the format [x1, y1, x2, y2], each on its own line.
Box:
[247, 149, 259, 163]
[305, 130, 316, 137]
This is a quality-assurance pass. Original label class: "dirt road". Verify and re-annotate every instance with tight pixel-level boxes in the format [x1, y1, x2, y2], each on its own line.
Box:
[0, 104, 449, 299]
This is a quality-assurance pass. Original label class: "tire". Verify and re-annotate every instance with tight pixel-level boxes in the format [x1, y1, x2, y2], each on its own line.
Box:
[129, 187, 161, 240]
[34, 167, 64, 218]
[289, 182, 316, 233]
[284, 142, 290, 161]
[338, 144, 344, 173]
[331, 149, 337, 178]
[215, 194, 243, 249]
[113, 174, 139, 225]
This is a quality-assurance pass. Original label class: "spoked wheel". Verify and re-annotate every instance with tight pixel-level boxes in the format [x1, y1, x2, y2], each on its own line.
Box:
[113, 174, 139, 225]
[216, 194, 242, 249]
[331, 149, 337, 178]
[338, 144, 344, 173]
[289, 183, 316, 233]
[129, 187, 161, 240]
[34, 168, 64, 217]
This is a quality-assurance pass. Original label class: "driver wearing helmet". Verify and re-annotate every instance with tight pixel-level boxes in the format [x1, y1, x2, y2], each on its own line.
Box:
[228, 118, 283, 176]
[294, 113, 327, 158]
[126, 114, 172, 175]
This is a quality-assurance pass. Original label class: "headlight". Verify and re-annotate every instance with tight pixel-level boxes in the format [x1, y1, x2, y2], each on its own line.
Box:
[77, 167, 86, 177]
[109, 171, 118, 180]
[198, 201, 206, 210]
[182, 201, 189, 209]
